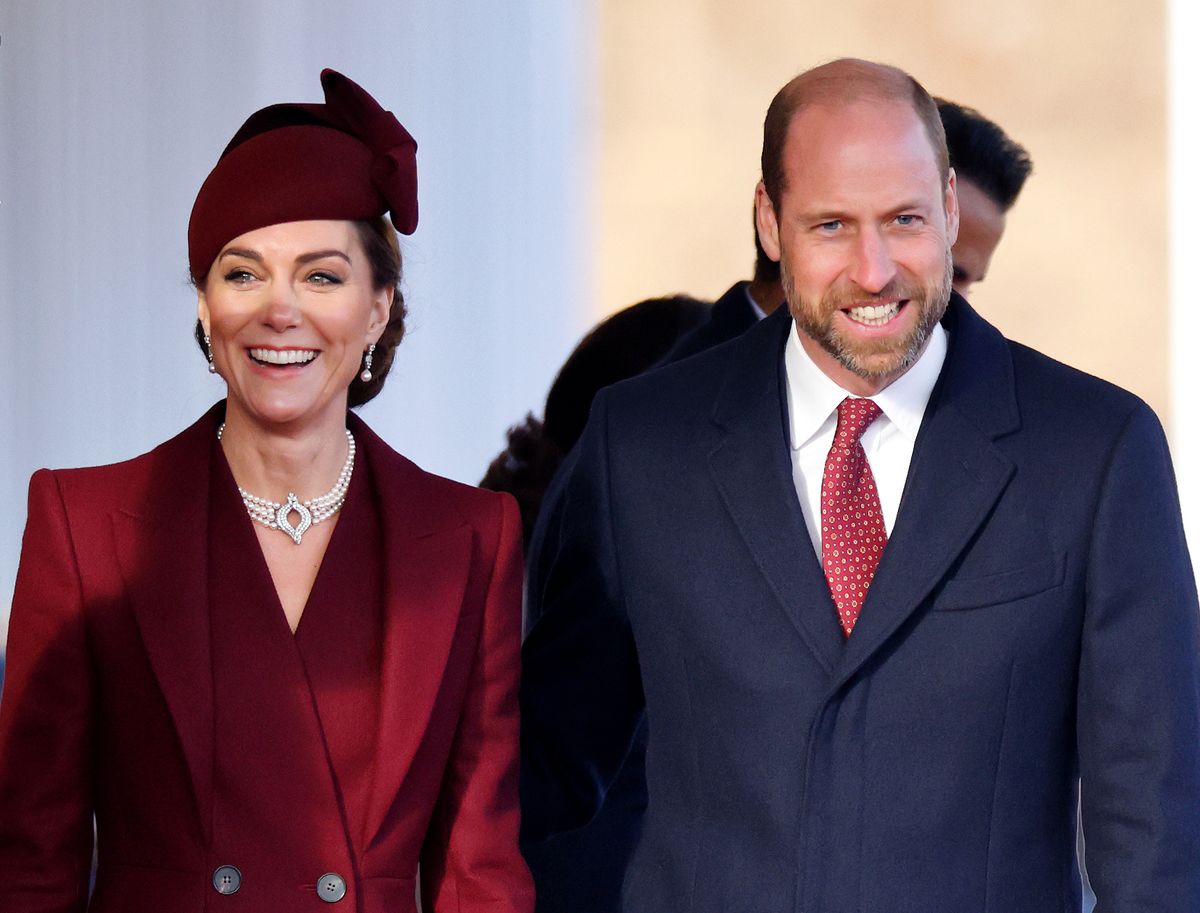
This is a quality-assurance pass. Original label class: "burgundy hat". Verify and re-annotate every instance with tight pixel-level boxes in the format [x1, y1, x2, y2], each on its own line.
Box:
[187, 68, 417, 281]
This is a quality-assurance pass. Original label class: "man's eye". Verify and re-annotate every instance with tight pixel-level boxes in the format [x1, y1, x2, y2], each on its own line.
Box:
[895, 214, 921, 226]
[817, 220, 842, 232]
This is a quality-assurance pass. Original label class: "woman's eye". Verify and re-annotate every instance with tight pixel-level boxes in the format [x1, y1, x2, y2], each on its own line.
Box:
[308, 272, 343, 287]
[224, 269, 256, 285]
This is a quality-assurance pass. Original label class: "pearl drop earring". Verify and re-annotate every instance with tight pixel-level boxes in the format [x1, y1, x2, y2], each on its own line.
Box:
[360, 343, 376, 383]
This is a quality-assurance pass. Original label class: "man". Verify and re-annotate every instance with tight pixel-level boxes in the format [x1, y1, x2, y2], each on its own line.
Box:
[938, 98, 1032, 297]
[521, 58, 1200, 911]
[664, 216, 785, 362]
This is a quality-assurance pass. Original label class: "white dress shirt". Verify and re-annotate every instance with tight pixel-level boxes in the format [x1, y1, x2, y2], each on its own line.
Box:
[783, 322, 948, 560]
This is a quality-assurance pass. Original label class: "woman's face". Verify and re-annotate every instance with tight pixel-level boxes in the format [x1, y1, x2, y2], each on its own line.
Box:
[198, 219, 391, 434]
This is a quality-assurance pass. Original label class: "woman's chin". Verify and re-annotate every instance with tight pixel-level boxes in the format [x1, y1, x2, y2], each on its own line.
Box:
[225, 391, 347, 435]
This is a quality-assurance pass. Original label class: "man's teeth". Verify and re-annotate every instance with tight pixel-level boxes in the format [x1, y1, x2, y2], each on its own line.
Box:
[847, 302, 900, 326]
[250, 348, 317, 365]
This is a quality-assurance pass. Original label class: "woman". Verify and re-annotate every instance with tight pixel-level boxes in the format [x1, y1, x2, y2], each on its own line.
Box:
[0, 70, 533, 913]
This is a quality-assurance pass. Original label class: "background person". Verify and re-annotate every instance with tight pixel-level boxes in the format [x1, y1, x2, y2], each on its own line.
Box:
[482, 295, 709, 550]
[482, 293, 707, 913]
[937, 97, 1033, 297]
[664, 215, 786, 363]
[0, 70, 532, 913]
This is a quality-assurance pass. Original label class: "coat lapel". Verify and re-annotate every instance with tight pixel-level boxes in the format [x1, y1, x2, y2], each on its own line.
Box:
[353, 418, 476, 844]
[830, 297, 1021, 689]
[111, 406, 222, 843]
[708, 310, 844, 673]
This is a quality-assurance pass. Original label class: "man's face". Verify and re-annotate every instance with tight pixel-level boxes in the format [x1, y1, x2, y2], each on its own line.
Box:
[756, 98, 957, 396]
[951, 178, 1006, 298]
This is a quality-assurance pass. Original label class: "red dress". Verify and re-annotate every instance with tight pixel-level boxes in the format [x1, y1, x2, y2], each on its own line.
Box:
[0, 405, 532, 913]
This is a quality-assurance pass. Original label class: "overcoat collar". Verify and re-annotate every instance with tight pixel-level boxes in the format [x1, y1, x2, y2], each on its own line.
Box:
[707, 295, 1020, 683]
[111, 404, 472, 847]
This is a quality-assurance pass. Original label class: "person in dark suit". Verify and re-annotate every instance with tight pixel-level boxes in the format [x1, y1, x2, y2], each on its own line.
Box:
[481, 295, 710, 551]
[0, 70, 532, 913]
[664, 215, 785, 363]
[520, 58, 1200, 911]
[936, 98, 1033, 298]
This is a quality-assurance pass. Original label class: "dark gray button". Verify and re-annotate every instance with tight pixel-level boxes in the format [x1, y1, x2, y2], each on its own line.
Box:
[213, 865, 242, 895]
[317, 872, 347, 902]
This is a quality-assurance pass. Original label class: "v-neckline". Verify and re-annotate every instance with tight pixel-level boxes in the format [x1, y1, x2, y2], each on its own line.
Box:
[212, 434, 362, 639]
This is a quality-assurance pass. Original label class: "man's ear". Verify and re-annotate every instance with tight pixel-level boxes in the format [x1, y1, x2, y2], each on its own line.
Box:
[755, 181, 783, 262]
[944, 167, 960, 247]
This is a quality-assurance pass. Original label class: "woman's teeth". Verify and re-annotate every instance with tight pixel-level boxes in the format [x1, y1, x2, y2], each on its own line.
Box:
[847, 302, 900, 326]
[249, 348, 317, 365]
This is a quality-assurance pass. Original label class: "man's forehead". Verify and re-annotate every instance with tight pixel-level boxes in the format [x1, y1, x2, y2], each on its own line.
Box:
[782, 99, 942, 184]
[786, 95, 922, 145]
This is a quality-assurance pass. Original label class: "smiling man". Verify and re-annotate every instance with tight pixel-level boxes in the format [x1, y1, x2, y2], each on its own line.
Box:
[520, 59, 1200, 912]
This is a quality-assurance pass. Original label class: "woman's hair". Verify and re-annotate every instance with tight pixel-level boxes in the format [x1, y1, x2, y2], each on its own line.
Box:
[192, 215, 406, 408]
[481, 294, 711, 548]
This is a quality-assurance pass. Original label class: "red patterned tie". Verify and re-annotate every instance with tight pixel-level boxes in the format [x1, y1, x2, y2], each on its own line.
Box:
[821, 397, 887, 637]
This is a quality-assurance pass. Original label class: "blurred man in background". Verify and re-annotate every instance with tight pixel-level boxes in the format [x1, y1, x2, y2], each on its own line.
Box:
[937, 98, 1032, 298]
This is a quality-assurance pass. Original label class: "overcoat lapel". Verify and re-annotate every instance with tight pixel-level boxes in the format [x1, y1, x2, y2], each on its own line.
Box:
[111, 408, 221, 843]
[353, 417, 476, 845]
[708, 310, 844, 673]
[830, 298, 1022, 689]
[706, 299, 1022, 686]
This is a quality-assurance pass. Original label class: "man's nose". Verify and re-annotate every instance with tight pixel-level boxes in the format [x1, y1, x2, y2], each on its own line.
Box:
[848, 229, 897, 294]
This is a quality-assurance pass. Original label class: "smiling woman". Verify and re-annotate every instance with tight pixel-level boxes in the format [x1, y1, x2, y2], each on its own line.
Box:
[0, 69, 533, 913]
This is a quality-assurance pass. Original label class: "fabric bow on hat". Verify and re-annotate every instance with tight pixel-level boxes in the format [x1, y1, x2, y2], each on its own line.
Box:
[320, 69, 419, 236]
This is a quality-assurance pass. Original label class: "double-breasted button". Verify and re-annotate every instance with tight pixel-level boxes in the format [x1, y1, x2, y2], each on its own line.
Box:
[212, 865, 242, 895]
[317, 872, 347, 903]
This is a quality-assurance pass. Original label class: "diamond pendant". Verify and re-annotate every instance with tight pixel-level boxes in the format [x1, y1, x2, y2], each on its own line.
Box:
[276, 493, 313, 545]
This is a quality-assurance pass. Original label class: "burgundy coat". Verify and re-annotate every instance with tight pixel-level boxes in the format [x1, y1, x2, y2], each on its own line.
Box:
[0, 405, 533, 913]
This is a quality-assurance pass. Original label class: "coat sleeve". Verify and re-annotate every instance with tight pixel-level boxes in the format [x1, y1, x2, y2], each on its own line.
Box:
[1077, 403, 1200, 911]
[0, 470, 95, 913]
[519, 389, 646, 841]
[419, 492, 535, 913]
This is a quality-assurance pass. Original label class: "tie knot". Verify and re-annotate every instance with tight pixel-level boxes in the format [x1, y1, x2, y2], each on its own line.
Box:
[834, 397, 882, 448]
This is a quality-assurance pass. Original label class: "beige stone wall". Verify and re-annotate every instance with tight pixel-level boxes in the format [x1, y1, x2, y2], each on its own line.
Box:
[597, 1, 1167, 418]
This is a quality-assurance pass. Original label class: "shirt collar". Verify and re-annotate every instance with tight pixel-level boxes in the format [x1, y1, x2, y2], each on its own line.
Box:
[784, 318, 948, 450]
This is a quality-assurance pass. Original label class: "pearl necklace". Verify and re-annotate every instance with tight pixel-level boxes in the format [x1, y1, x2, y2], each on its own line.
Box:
[217, 423, 355, 545]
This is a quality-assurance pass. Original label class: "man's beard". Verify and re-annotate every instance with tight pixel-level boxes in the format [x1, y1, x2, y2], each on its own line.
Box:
[783, 249, 953, 381]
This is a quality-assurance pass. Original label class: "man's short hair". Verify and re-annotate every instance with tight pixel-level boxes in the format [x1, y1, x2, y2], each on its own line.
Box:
[936, 99, 1032, 212]
[761, 59, 948, 208]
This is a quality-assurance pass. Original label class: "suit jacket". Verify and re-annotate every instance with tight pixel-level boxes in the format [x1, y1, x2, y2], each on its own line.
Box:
[0, 404, 533, 913]
[661, 281, 759, 364]
[521, 298, 1200, 912]
[517, 279, 760, 913]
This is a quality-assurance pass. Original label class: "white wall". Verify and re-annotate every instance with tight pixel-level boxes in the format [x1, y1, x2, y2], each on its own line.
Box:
[0, 0, 596, 649]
